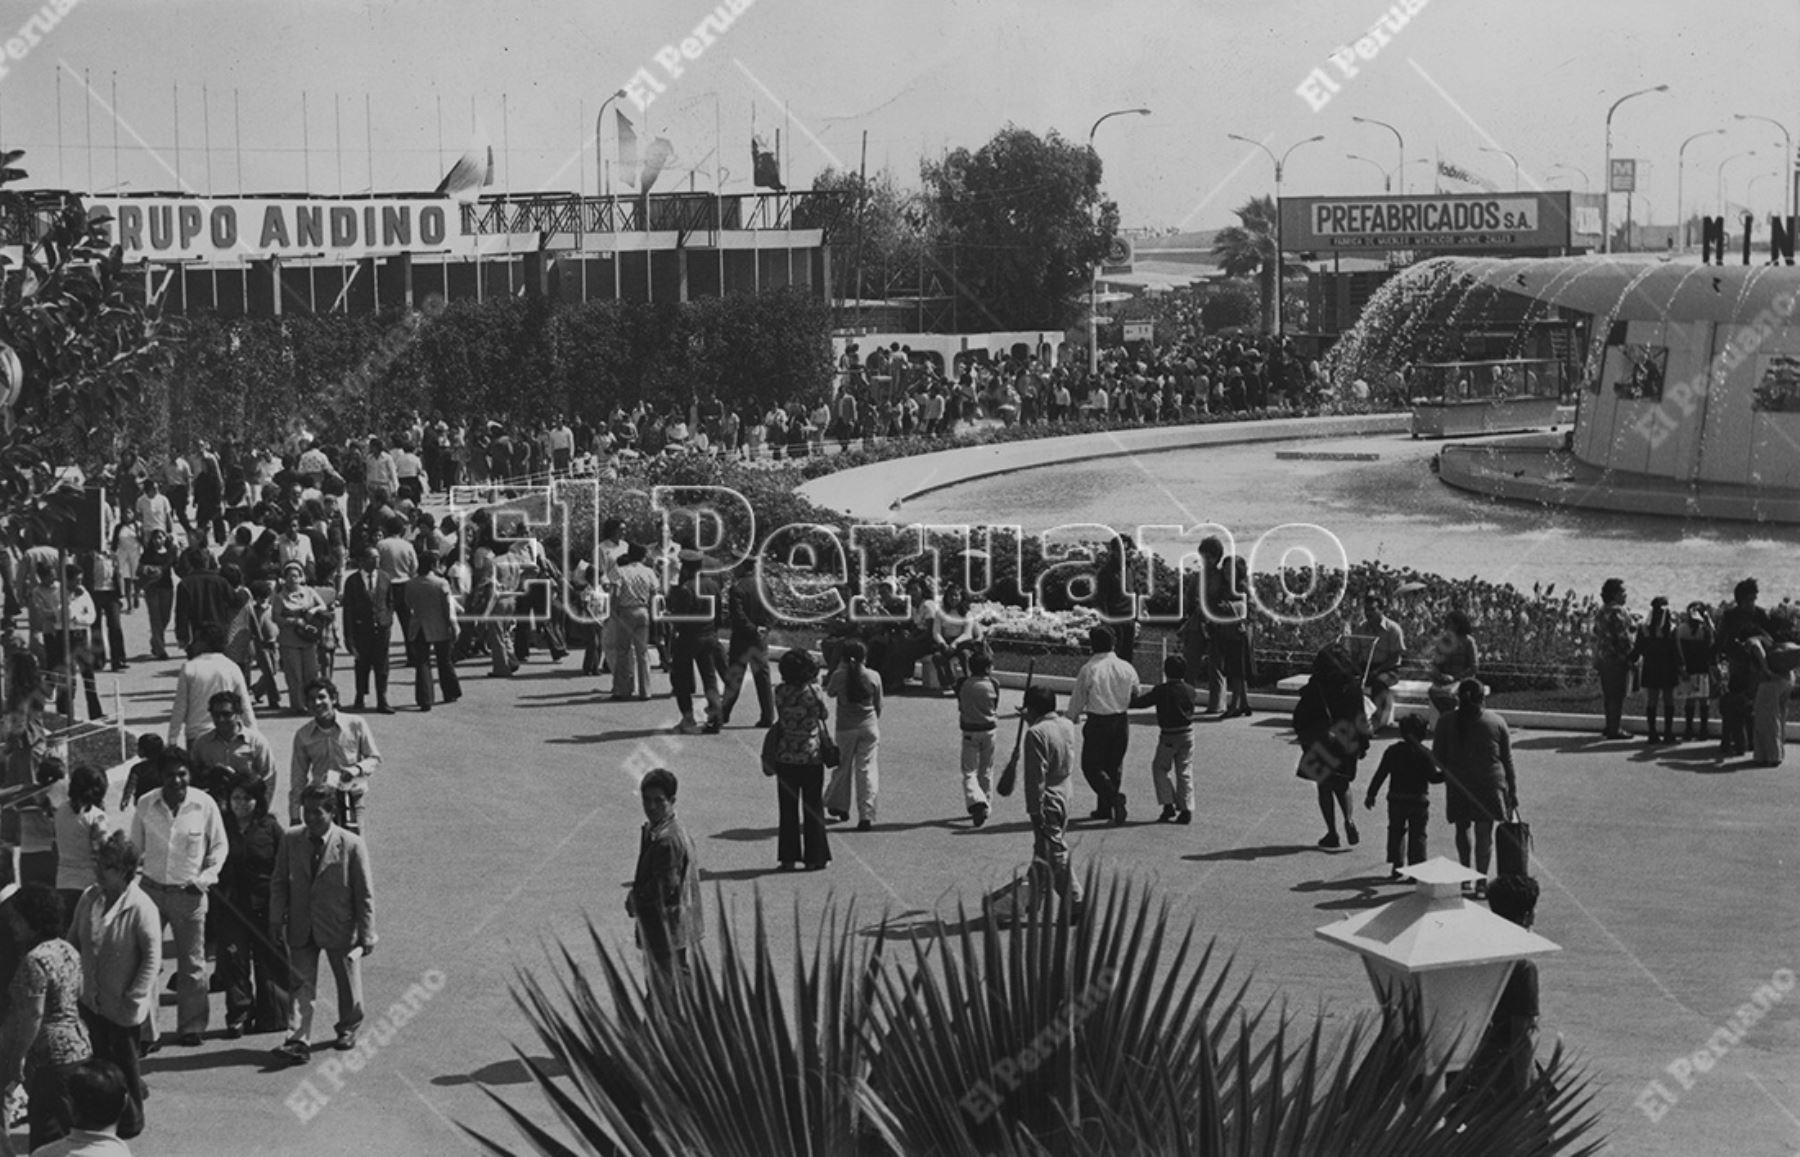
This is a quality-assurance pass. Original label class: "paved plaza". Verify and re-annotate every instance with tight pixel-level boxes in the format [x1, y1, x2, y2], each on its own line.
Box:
[67, 606, 1797, 1156]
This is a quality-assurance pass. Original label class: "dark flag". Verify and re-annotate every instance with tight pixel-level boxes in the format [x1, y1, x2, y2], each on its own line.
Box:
[752, 132, 783, 191]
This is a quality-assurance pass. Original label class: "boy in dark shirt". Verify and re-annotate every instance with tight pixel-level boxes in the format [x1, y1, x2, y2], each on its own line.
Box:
[117, 733, 166, 811]
[1363, 714, 1443, 878]
[1130, 655, 1198, 824]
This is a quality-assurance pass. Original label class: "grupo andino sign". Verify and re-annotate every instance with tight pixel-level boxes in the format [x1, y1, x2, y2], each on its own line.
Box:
[1280, 191, 1575, 253]
[88, 196, 473, 261]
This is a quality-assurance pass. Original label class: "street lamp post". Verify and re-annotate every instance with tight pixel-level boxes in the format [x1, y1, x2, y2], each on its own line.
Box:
[1346, 153, 1392, 193]
[1677, 129, 1727, 247]
[1087, 107, 1152, 376]
[1351, 116, 1405, 195]
[1734, 113, 1793, 219]
[1479, 146, 1520, 189]
[1227, 133, 1323, 338]
[1747, 172, 1782, 218]
[1603, 84, 1669, 254]
[595, 87, 628, 196]
[1549, 163, 1590, 191]
[1718, 149, 1757, 218]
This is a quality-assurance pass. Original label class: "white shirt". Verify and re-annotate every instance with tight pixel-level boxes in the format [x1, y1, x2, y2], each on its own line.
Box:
[168, 652, 257, 746]
[128, 790, 228, 889]
[1067, 652, 1140, 718]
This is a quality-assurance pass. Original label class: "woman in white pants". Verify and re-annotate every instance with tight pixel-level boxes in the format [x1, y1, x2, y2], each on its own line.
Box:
[825, 639, 884, 831]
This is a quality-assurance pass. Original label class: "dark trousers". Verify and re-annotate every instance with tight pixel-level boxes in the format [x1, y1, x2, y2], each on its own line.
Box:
[388, 582, 414, 663]
[414, 638, 461, 708]
[775, 763, 830, 867]
[44, 631, 104, 720]
[721, 635, 774, 724]
[80, 1006, 146, 1139]
[671, 637, 722, 720]
[92, 590, 126, 667]
[1080, 713, 1130, 810]
[1721, 690, 1754, 754]
[352, 640, 390, 706]
[144, 586, 174, 657]
[1596, 659, 1631, 734]
[1111, 618, 1137, 664]
[1386, 796, 1430, 867]
[216, 894, 290, 1031]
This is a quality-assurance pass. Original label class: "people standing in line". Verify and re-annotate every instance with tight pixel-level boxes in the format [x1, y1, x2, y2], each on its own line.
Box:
[1129, 654, 1197, 825]
[1674, 602, 1716, 741]
[288, 680, 380, 834]
[718, 560, 775, 728]
[1432, 679, 1518, 901]
[626, 769, 701, 980]
[51, 766, 111, 926]
[341, 546, 395, 715]
[1294, 645, 1367, 850]
[1591, 577, 1637, 740]
[1363, 714, 1444, 879]
[216, 772, 288, 1039]
[825, 639, 884, 832]
[1067, 626, 1140, 826]
[69, 833, 158, 1142]
[664, 551, 724, 735]
[126, 753, 227, 1048]
[0, 886, 91, 1153]
[269, 785, 377, 1065]
[769, 649, 831, 872]
[403, 551, 460, 712]
[605, 543, 657, 701]
[1021, 686, 1084, 922]
[956, 650, 1000, 828]
[1632, 597, 1682, 744]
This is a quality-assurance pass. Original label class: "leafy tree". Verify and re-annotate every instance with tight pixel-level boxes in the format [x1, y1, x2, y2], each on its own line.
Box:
[801, 167, 939, 304]
[0, 152, 173, 532]
[1212, 194, 1304, 335]
[922, 126, 1117, 331]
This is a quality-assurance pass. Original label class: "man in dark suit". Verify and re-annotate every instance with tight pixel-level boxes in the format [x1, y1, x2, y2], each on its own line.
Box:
[404, 551, 461, 711]
[341, 546, 395, 714]
[270, 784, 376, 1063]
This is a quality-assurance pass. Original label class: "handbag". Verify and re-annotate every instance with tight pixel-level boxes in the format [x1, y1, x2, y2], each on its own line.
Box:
[760, 724, 781, 777]
[1497, 805, 1532, 877]
[818, 721, 841, 769]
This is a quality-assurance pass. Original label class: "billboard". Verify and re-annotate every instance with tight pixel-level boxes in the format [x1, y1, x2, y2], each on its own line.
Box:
[1280, 191, 1577, 252]
[88, 196, 473, 262]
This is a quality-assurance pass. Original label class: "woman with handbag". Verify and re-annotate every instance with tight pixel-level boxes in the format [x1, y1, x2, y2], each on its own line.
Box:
[1432, 679, 1519, 900]
[1293, 644, 1367, 850]
[271, 562, 330, 713]
[767, 649, 831, 872]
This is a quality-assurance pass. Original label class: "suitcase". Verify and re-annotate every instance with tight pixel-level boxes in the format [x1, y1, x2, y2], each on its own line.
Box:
[1496, 808, 1532, 877]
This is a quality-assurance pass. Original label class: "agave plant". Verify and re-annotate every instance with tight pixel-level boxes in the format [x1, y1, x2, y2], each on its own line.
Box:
[465, 871, 1604, 1157]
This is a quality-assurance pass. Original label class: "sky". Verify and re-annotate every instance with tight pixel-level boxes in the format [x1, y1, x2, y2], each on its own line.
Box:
[5, 0, 1798, 230]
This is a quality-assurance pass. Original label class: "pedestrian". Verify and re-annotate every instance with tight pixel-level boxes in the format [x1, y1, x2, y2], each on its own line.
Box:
[626, 769, 702, 981]
[769, 648, 831, 872]
[134, 531, 175, 662]
[187, 690, 278, 811]
[1021, 685, 1083, 922]
[1354, 594, 1407, 732]
[664, 551, 723, 735]
[403, 551, 461, 712]
[166, 631, 258, 749]
[1462, 875, 1542, 1104]
[1363, 714, 1444, 879]
[51, 766, 111, 926]
[24, 1058, 134, 1156]
[1632, 597, 1681, 744]
[340, 546, 395, 715]
[272, 562, 331, 713]
[217, 772, 289, 1039]
[68, 833, 157, 1142]
[1426, 609, 1479, 717]
[605, 542, 657, 700]
[956, 650, 1000, 828]
[269, 785, 376, 1065]
[288, 680, 380, 833]
[718, 561, 775, 728]
[1129, 654, 1197, 824]
[1675, 602, 1716, 741]
[1749, 634, 1793, 768]
[1591, 577, 1636, 739]
[1294, 644, 1367, 850]
[114, 737, 163, 815]
[824, 639, 883, 831]
[126, 751, 226, 1047]
[1432, 679, 1518, 900]
[1067, 626, 1139, 825]
[0, 886, 90, 1153]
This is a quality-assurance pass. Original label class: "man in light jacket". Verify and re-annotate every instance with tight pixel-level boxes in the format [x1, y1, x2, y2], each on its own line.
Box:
[403, 551, 460, 711]
[70, 831, 162, 1140]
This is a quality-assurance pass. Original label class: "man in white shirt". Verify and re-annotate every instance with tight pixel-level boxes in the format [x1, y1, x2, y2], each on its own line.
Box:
[1066, 625, 1141, 825]
[167, 644, 257, 748]
[134, 479, 174, 540]
[392, 441, 427, 505]
[363, 438, 399, 507]
[547, 419, 574, 474]
[128, 752, 228, 1046]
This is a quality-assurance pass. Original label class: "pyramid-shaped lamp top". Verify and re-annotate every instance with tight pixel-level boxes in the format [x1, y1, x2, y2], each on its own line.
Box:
[1314, 857, 1560, 974]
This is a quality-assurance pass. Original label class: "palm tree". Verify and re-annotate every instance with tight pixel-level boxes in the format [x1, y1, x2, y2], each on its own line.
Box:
[465, 871, 1604, 1156]
[1212, 195, 1285, 334]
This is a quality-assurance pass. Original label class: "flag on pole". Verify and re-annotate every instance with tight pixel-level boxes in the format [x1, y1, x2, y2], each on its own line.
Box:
[1437, 159, 1496, 192]
[616, 109, 639, 190]
[752, 132, 782, 190]
[640, 138, 675, 193]
[435, 119, 494, 202]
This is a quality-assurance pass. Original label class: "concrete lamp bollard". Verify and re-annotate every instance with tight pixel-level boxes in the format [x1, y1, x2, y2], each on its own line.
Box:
[1314, 857, 1560, 1072]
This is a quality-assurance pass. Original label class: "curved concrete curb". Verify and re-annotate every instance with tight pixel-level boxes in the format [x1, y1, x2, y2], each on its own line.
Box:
[798, 414, 1413, 522]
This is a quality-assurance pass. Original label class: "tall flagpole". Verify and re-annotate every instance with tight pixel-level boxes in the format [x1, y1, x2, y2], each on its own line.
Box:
[302, 91, 311, 191]
[334, 92, 344, 195]
[202, 83, 213, 193]
[84, 69, 93, 191]
[111, 74, 120, 192]
[436, 92, 445, 175]
[233, 88, 243, 193]
[364, 93, 374, 193]
[55, 71, 63, 185]
[172, 82, 180, 186]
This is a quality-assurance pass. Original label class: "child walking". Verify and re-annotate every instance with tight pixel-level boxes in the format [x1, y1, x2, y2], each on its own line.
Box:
[956, 650, 1000, 827]
[1674, 601, 1715, 741]
[1363, 714, 1444, 880]
[1129, 654, 1198, 823]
